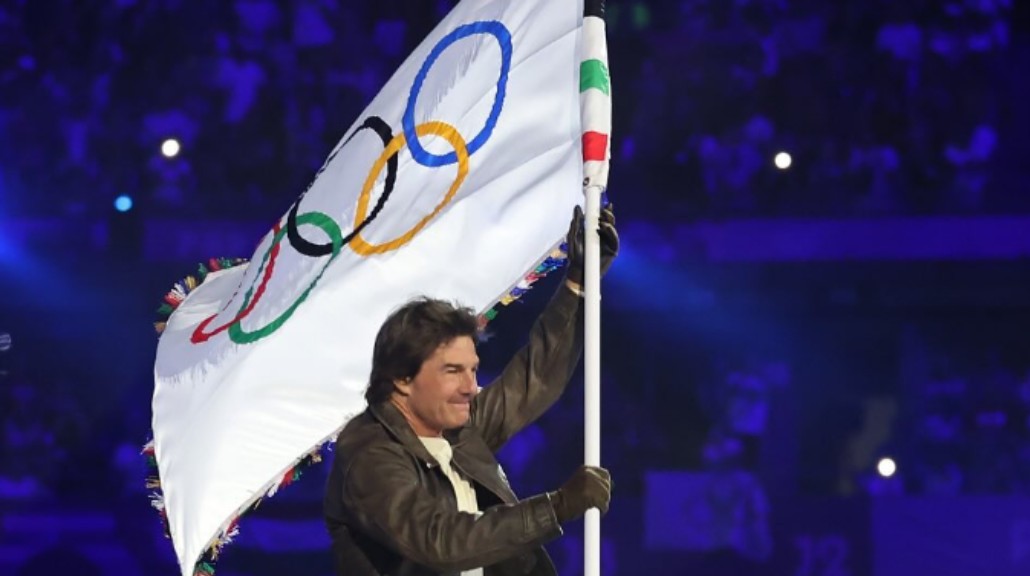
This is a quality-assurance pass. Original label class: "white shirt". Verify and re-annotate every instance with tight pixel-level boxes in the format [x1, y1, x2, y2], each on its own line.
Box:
[419, 436, 483, 576]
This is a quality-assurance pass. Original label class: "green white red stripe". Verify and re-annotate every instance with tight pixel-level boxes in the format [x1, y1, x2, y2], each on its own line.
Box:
[580, 1, 612, 189]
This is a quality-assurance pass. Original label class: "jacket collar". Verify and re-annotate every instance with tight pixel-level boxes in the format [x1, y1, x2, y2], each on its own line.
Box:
[368, 400, 468, 466]
[368, 400, 517, 504]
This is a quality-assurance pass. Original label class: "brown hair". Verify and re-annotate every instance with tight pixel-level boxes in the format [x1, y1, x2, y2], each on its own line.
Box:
[365, 297, 480, 405]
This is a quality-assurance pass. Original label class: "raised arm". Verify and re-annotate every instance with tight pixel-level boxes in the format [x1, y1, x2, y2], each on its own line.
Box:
[471, 284, 583, 451]
[471, 204, 618, 451]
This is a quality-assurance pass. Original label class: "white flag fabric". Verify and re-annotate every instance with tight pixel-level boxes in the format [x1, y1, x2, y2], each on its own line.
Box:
[149, 1, 588, 574]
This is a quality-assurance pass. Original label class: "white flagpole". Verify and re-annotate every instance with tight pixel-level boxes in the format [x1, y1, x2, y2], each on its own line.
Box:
[583, 182, 603, 576]
[579, 0, 610, 574]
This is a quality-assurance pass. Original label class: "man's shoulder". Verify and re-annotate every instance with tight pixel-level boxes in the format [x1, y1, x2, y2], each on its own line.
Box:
[332, 409, 416, 467]
[333, 410, 388, 458]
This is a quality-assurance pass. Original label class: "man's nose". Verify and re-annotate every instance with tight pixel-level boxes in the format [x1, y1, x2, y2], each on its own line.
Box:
[461, 372, 478, 394]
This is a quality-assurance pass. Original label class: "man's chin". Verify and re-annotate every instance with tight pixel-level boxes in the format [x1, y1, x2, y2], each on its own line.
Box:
[446, 413, 471, 429]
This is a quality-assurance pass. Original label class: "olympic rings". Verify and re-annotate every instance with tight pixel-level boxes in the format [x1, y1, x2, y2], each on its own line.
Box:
[227, 211, 344, 344]
[402, 21, 511, 168]
[287, 116, 398, 257]
[192, 21, 511, 346]
[190, 223, 283, 344]
[350, 121, 469, 256]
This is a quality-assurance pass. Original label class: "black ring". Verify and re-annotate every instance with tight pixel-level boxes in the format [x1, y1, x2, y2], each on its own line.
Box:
[286, 116, 398, 257]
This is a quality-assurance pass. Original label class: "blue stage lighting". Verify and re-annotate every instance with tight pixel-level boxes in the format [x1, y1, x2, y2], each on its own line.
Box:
[114, 195, 134, 212]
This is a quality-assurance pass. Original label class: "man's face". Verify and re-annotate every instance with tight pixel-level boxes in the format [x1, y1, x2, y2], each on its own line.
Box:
[396, 336, 480, 436]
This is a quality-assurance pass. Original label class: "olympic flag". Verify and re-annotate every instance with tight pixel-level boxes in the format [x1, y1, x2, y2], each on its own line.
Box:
[148, 1, 602, 574]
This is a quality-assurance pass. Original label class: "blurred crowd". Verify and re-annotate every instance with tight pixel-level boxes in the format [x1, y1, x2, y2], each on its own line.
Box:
[613, 0, 1029, 218]
[0, 0, 447, 221]
[890, 325, 1030, 496]
[1, 0, 1027, 223]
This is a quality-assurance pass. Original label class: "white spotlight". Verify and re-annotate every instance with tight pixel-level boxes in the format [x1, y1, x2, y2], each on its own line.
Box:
[774, 151, 792, 170]
[877, 457, 897, 478]
[161, 138, 181, 158]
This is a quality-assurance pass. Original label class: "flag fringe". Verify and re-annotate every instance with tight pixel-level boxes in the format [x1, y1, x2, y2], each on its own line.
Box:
[143, 429, 340, 576]
[154, 257, 249, 334]
[477, 244, 569, 327]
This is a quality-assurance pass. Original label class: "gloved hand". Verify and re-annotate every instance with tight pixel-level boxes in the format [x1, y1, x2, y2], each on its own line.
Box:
[548, 465, 612, 523]
[565, 204, 619, 286]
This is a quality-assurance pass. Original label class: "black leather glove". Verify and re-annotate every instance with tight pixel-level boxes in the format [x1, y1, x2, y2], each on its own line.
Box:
[549, 465, 612, 523]
[565, 204, 619, 286]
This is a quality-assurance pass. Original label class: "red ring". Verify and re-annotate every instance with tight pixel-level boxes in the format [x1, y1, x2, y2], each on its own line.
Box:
[190, 223, 283, 344]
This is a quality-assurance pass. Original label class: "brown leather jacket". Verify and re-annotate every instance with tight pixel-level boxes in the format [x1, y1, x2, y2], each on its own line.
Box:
[324, 286, 583, 575]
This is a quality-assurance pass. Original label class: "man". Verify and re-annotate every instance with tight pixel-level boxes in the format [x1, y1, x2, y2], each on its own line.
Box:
[324, 205, 619, 575]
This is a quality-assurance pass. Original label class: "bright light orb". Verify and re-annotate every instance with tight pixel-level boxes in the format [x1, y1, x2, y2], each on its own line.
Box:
[877, 457, 897, 478]
[114, 195, 134, 212]
[161, 138, 181, 158]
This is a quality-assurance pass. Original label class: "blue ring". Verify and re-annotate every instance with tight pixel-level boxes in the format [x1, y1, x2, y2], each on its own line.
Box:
[402, 21, 512, 167]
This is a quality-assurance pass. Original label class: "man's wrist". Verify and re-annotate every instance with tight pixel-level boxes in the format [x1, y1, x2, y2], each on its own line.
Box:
[565, 279, 583, 297]
[547, 490, 568, 523]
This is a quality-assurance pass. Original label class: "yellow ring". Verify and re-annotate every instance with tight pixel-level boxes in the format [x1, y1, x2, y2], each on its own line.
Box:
[350, 121, 470, 256]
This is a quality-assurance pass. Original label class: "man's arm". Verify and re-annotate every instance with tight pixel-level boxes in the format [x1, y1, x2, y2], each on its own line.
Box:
[471, 203, 617, 452]
[470, 282, 583, 452]
[342, 444, 562, 572]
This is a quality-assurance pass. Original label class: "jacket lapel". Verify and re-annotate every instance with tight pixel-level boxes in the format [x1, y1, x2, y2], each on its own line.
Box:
[369, 401, 519, 504]
[451, 429, 519, 504]
[368, 401, 440, 469]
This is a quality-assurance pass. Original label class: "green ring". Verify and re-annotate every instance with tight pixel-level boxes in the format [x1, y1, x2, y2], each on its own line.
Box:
[228, 211, 343, 344]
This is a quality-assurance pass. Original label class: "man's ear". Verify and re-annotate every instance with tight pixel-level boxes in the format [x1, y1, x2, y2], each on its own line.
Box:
[393, 377, 413, 397]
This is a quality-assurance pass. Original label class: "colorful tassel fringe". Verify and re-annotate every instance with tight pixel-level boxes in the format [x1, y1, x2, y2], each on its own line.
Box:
[144, 435, 331, 575]
[477, 244, 569, 326]
[154, 257, 249, 334]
